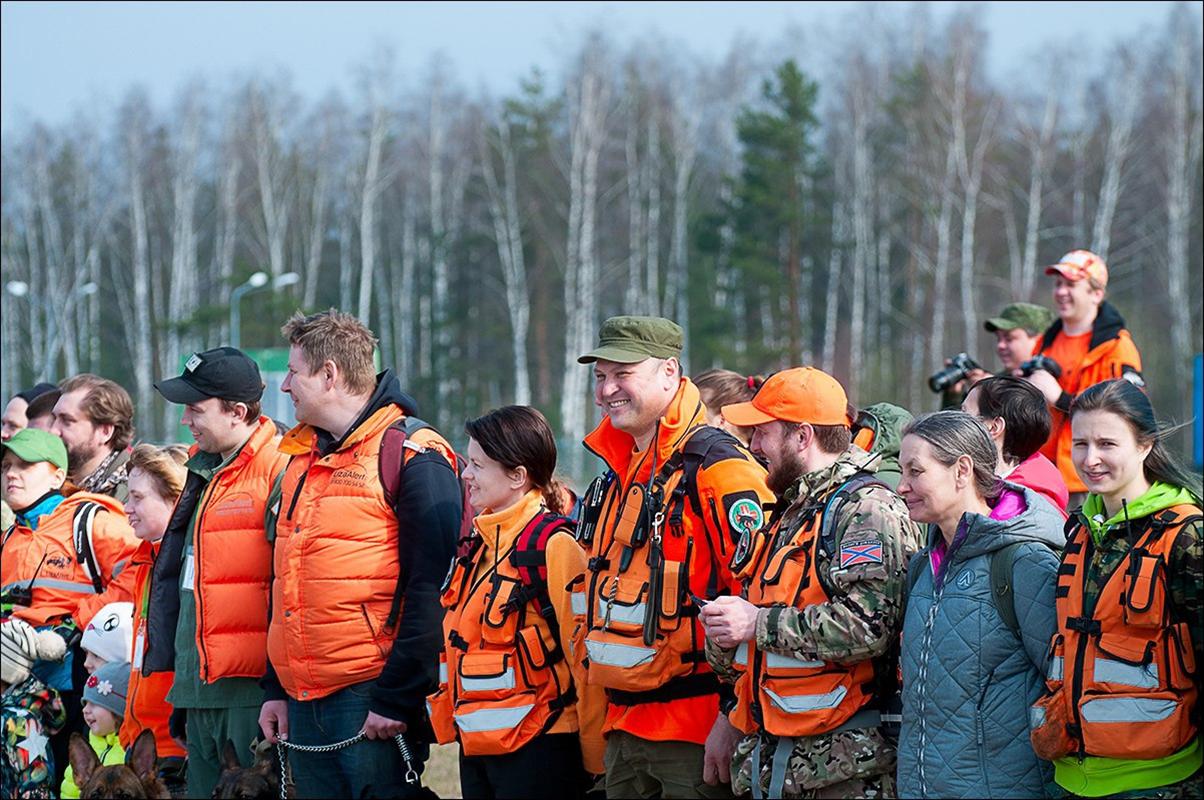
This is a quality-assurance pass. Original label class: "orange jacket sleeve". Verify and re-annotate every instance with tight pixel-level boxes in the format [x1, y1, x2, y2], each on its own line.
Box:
[547, 531, 606, 776]
[73, 510, 141, 628]
[695, 452, 776, 595]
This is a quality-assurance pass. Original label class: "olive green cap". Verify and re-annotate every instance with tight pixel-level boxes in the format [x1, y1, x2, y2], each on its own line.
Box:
[984, 302, 1055, 335]
[1, 428, 68, 471]
[578, 316, 684, 364]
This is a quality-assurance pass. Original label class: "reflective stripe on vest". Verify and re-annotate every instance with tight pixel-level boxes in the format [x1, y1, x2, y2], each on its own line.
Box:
[1094, 658, 1159, 689]
[1, 577, 98, 595]
[1049, 656, 1063, 682]
[585, 639, 656, 669]
[570, 591, 587, 617]
[763, 685, 848, 714]
[597, 598, 646, 627]
[1080, 696, 1178, 724]
[734, 642, 822, 670]
[454, 703, 535, 733]
[461, 668, 516, 693]
[438, 663, 448, 685]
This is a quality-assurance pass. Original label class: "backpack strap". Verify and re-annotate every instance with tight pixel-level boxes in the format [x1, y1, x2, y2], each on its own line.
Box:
[507, 511, 575, 650]
[72, 501, 106, 593]
[817, 473, 891, 561]
[380, 417, 440, 509]
[989, 541, 1026, 641]
[652, 426, 737, 538]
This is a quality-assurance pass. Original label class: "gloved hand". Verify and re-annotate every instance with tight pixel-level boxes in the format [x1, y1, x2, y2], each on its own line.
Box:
[1, 617, 68, 685]
[169, 707, 188, 744]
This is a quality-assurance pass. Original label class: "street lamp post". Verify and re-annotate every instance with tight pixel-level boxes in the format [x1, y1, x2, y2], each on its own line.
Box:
[229, 271, 299, 349]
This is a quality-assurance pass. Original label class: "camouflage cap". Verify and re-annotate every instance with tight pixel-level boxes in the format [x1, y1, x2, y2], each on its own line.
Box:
[983, 302, 1055, 335]
[578, 316, 683, 364]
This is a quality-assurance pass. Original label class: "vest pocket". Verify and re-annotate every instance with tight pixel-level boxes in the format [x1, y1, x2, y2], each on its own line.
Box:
[426, 684, 457, 745]
[757, 669, 854, 737]
[593, 575, 649, 636]
[458, 652, 518, 700]
[1078, 690, 1193, 759]
[1122, 552, 1164, 627]
[1028, 688, 1075, 760]
[1045, 634, 1065, 691]
[481, 577, 520, 645]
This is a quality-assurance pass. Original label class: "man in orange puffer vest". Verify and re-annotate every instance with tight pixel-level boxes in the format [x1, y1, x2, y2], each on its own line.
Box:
[576, 316, 775, 799]
[259, 310, 463, 800]
[1024, 250, 1144, 505]
[143, 347, 287, 799]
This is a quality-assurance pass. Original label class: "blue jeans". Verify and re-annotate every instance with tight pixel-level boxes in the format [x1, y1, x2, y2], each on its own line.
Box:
[286, 681, 420, 799]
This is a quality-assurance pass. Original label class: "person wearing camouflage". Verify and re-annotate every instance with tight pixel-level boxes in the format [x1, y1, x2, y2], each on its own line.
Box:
[701, 368, 923, 799]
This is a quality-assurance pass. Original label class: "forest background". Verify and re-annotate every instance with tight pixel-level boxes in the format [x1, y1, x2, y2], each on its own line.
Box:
[2, 2, 1201, 482]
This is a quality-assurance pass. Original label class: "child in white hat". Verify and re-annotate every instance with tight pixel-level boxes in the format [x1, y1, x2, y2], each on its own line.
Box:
[79, 602, 134, 673]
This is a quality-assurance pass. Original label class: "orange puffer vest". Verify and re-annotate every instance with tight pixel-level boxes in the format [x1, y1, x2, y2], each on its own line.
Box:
[192, 418, 285, 682]
[427, 493, 577, 756]
[1030, 505, 1199, 761]
[1, 492, 139, 628]
[121, 541, 184, 758]
[727, 504, 876, 737]
[268, 405, 454, 701]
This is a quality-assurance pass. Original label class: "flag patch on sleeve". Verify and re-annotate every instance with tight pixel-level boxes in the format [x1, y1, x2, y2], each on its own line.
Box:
[839, 538, 883, 568]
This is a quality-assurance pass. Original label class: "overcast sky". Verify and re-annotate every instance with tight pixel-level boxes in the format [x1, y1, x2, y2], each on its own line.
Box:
[1, 1, 1196, 132]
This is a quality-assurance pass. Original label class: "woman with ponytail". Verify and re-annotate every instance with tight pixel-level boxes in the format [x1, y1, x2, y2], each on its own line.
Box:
[1030, 380, 1202, 798]
[425, 406, 603, 799]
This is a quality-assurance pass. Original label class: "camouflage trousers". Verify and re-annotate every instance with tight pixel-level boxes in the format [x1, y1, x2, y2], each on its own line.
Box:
[731, 729, 896, 799]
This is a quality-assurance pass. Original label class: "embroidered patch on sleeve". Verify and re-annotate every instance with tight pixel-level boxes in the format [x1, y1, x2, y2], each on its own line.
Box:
[839, 538, 883, 568]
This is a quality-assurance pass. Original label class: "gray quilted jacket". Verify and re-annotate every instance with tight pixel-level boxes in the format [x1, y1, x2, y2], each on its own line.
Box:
[897, 483, 1064, 799]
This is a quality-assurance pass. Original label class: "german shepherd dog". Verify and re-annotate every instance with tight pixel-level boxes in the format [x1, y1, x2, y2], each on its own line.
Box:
[68, 728, 171, 799]
[211, 738, 285, 800]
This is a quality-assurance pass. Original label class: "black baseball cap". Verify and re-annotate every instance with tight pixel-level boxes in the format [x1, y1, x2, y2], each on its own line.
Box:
[154, 347, 264, 405]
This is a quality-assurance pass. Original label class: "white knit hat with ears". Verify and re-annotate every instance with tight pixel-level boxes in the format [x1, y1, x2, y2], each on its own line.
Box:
[1, 618, 67, 685]
[80, 602, 134, 666]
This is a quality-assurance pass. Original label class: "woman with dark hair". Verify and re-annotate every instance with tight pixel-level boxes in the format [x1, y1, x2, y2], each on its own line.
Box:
[426, 406, 603, 799]
[1030, 380, 1202, 798]
[964, 375, 1069, 516]
[693, 368, 763, 446]
[896, 411, 1064, 798]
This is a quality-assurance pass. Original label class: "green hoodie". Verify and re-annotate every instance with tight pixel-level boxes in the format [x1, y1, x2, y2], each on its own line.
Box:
[1054, 481, 1203, 797]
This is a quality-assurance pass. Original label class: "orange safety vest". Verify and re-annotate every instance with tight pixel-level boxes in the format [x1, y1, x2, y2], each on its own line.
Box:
[120, 540, 184, 758]
[1030, 505, 1199, 761]
[727, 490, 877, 738]
[191, 418, 285, 682]
[268, 405, 456, 701]
[427, 498, 578, 756]
[1, 492, 139, 628]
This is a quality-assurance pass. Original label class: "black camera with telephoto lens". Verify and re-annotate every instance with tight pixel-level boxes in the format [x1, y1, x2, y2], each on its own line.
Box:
[1020, 354, 1062, 379]
[928, 353, 984, 394]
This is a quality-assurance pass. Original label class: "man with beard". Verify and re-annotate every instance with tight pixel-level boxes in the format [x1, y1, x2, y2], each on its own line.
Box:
[700, 367, 923, 799]
[49, 375, 135, 501]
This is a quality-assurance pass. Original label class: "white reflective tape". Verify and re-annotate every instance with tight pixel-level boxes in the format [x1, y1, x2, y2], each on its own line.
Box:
[585, 639, 657, 669]
[735, 643, 748, 667]
[763, 685, 848, 714]
[597, 598, 646, 626]
[1048, 656, 1063, 682]
[1094, 658, 1159, 689]
[764, 651, 824, 670]
[570, 592, 587, 617]
[438, 663, 448, 685]
[1030, 704, 1046, 729]
[454, 703, 535, 733]
[461, 667, 516, 693]
[1080, 696, 1178, 724]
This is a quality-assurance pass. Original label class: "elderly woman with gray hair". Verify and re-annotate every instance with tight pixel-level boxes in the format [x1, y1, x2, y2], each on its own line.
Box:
[895, 411, 1064, 798]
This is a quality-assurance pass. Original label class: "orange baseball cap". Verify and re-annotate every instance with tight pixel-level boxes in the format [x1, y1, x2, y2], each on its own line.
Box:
[1044, 249, 1108, 287]
[721, 367, 850, 428]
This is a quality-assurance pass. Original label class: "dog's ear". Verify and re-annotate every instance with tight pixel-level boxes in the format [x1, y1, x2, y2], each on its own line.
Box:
[130, 729, 159, 779]
[68, 732, 101, 790]
[221, 738, 242, 771]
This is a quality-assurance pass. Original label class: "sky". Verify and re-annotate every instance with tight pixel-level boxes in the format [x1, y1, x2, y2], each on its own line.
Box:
[1, 1, 1198, 132]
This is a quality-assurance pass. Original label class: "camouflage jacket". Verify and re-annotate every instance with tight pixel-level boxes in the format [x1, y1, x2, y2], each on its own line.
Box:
[708, 446, 924, 797]
[1, 676, 66, 799]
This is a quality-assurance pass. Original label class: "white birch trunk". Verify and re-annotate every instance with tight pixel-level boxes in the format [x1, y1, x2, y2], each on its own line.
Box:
[357, 98, 387, 323]
[164, 95, 201, 434]
[1021, 88, 1058, 299]
[1091, 57, 1141, 262]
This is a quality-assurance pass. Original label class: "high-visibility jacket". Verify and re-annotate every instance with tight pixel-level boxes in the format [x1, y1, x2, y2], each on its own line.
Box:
[578, 379, 774, 745]
[427, 490, 605, 772]
[1034, 302, 1143, 493]
[1, 491, 139, 628]
[120, 539, 184, 758]
[727, 488, 876, 737]
[1030, 505, 1199, 761]
[268, 404, 456, 701]
[187, 418, 285, 682]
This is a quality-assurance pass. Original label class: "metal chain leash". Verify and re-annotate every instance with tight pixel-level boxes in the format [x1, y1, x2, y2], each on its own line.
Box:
[275, 732, 420, 800]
